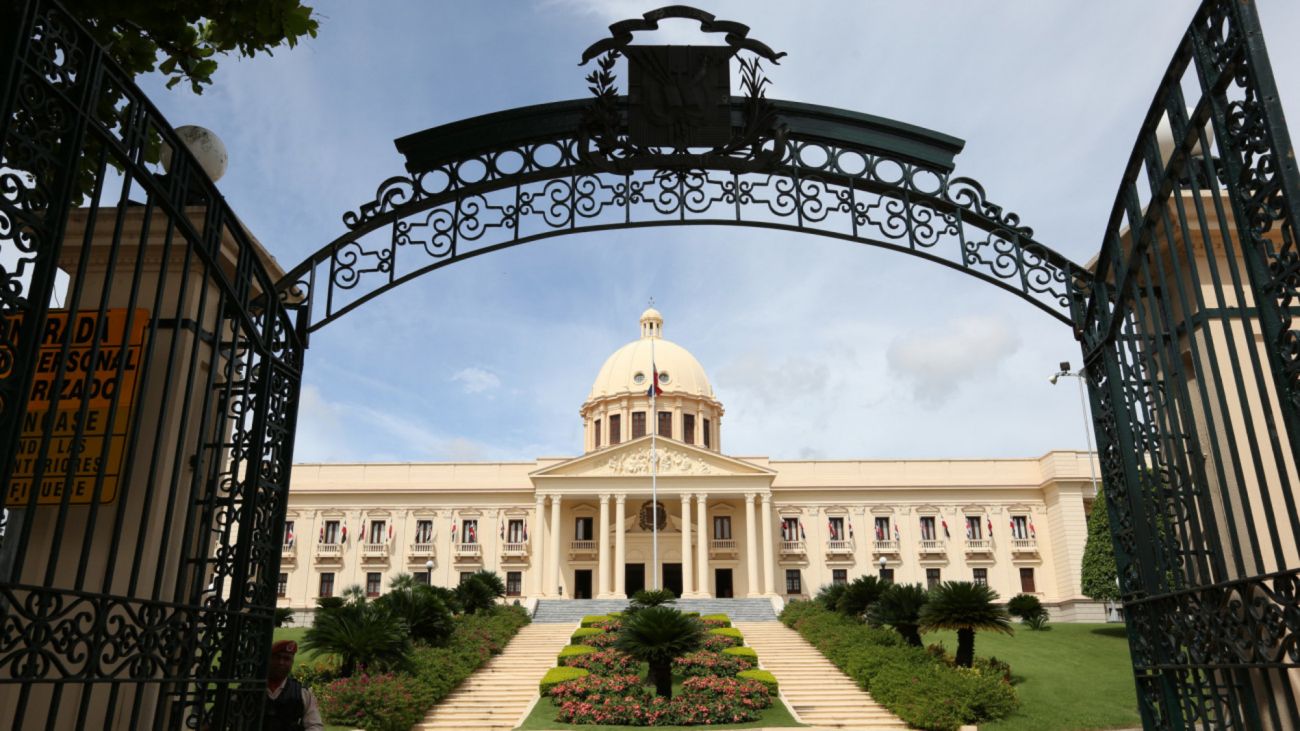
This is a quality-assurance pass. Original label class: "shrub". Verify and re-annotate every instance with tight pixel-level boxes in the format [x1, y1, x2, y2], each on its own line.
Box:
[317, 672, 434, 731]
[302, 596, 412, 677]
[700, 613, 731, 627]
[406, 606, 530, 706]
[563, 649, 639, 675]
[1006, 593, 1046, 621]
[570, 627, 604, 643]
[722, 646, 758, 662]
[839, 575, 889, 619]
[581, 631, 620, 649]
[707, 627, 744, 645]
[678, 675, 770, 707]
[550, 676, 770, 726]
[454, 570, 506, 614]
[591, 618, 623, 632]
[295, 655, 341, 692]
[557, 644, 597, 664]
[672, 650, 753, 677]
[628, 588, 676, 613]
[816, 582, 848, 611]
[1024, 612, 1050, 631]
[702, 633, 739, 651]
[375, 576, 455, 646]
[868, 583, 928, 647]
[549, 673, 651, 705]
[539, 666, 589, 694]
[581, 614, 613, 628]
[737, 669, 779, 695]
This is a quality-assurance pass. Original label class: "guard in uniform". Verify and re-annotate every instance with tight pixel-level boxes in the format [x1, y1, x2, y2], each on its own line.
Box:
[265, 640, 324, 731]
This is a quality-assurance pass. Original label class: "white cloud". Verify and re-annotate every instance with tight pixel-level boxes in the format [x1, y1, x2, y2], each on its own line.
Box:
[886, 315, 1022, 407]
[451, 367, 501, 394]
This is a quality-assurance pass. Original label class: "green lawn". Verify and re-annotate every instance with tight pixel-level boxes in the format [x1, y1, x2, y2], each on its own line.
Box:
[921, 623, 1141, 731]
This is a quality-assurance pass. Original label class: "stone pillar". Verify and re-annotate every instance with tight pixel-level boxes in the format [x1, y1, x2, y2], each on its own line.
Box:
[745, 493, 760, 597]
[549, 495, 563, 597]
[598, 494, 611, 597]
[680, 494, 694, 597]
[761, 494, 776, 595]
[696, 494, 710, 597]
[535, 494, 547, 597]
[614, 495, 627, 598]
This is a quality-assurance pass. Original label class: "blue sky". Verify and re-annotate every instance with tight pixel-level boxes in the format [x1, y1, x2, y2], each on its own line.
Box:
[138, 1, 1300, 463]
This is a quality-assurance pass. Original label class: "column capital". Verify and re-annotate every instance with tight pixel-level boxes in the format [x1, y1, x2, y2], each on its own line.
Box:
[550, 494, 563, 505]
[695, 493, 708, 503]
[614, 494, 627, 505]
[680, 493, 693, 502]
[744, 492, 757, 501]
[761, 493, 773, 504]
[599, 493, 611, 503]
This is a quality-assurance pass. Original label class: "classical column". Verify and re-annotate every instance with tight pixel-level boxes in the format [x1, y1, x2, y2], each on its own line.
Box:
[745, 493, 760, 597]
[696, 494, 710, 597]
[549, 494, 563, 597]
[761, 494, 776, 595]
[680, 494, 694, 597]
[614, 495, 627, 597]
[598, 494, 612, 597]
[535, 495, 547, 597]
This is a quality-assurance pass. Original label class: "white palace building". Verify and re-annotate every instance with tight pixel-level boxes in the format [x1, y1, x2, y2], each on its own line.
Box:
[278, 308, 1103, 620]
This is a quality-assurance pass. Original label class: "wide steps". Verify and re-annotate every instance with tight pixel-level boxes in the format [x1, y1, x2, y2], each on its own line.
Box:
[413, 622, 574, 731]
[735, 621, 907, 730]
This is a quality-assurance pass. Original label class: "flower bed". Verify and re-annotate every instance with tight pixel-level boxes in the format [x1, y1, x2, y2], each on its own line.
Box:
[780, 600, 1017, 731]
[579, 630, 620, 649]
[562, 649, 639, 675]
[550, 676, 771, 726]
[701, 633, 739, 651]
[672, 650, 753, 677]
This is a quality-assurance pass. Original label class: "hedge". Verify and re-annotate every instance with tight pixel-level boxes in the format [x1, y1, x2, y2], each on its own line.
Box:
[722, 646, 758, 661]
[539, 666, 589, 694]
[701, 613, 731, 627]
[580, 615, 612, 627]
[737, 669, 779, 696]
[708, 627, 744, 645]
[557, 644, 597, 664]
[779, 600, 1017, 731]
[570, 627, 604, 643]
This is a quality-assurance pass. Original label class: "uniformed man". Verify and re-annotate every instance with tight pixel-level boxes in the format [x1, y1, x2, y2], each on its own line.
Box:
[265, 640, 324, 731]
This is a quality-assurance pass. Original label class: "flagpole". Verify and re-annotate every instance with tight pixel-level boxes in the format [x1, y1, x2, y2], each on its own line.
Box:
[650, 332, 658, 591]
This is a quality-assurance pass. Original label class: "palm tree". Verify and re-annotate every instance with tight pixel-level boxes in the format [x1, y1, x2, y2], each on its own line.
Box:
[455, 570, 506, 613]
[815, 582, 847, 612]
[626, 588, 676, 616]
[376, 573, 455, 645]
[838, 575, 888, 620]
[302, 599, 412, 677]
[614, 605, 704, 698]
[867, 583, 928, 646]
[918, 581, 1013, 668]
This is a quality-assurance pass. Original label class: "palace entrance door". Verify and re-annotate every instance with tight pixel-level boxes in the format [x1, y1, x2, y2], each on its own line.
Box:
[662, 564, 683, 597]
[573, 570, 592, 599]
[715, 569, 734, 599]
[624, 564, 646, 595]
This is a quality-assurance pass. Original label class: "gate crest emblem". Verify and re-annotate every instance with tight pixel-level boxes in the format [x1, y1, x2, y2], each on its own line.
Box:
[578, 6, 788, 173]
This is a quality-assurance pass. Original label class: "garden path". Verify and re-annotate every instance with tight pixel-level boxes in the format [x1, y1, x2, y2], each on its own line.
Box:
[735, 621, 908, 730]
[414, 621, 574, 731]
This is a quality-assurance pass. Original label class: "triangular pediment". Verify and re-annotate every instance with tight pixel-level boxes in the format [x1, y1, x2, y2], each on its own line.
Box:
[530, 436, 774, 479]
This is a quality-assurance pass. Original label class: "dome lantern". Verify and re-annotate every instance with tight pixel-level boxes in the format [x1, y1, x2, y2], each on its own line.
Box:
[640, 307, 663, 339]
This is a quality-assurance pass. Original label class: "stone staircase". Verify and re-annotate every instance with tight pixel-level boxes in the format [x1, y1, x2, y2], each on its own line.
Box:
[531, 597, 777, 623]
[735, 621, 908, 730]
[413, 622, 573, 731]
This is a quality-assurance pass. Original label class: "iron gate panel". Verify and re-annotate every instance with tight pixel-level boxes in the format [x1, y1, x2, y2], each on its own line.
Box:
[0, 0, 304, 728]
[1076, 0, 1300, 727]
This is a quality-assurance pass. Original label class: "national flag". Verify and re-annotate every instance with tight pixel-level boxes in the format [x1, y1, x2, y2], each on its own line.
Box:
[388, 524, 394, 541]
[451, 523, 458, 542]
[523, 522, 529, 542]
[875, 523, 884, 540]
[341, 525, 348, 543]
[781, 521, 788, 541]
[468, 523, 477, 543]
[848, 521, 854, 541]
[501, 522, 506, 540]
[799, 521, 806, 541]
[1009, 518, 1015, 536]
[828, 520, 836, 540]
[966, 521, 973, 540]
[941, 518, 950, 539]
[319, 526, 324, 544]
[893, 524, 900, 542]
[647, 362, 663, 399]
[987, 517, 994, 538]
[286, 527, 295, 547]
[1029, 519, 1036, 539]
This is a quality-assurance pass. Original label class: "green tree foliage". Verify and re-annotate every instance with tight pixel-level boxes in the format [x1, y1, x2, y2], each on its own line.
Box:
[614, 606, 705, 698]
[918, 582, 1014, 668]
[626, 588, 676, 616]
[838, 575, 888, 619]
[63, 0, 319, 93]
[273, 607, 294, 627]
[867, 583, 928, 647]
[454, 570, 506, 614]
[1081, 487, 1121, 602]
[815, 582, 847, 612]
[303, 590, 412, 678]
[377, 573, 455, 646]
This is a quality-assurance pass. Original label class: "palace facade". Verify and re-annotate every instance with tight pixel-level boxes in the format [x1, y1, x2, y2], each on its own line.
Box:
[278, 309, 1102, 619]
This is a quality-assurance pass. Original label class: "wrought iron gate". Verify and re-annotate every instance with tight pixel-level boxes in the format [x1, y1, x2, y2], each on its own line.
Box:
[1075, 1, 1300, 727]
[0, 0, 304, 728]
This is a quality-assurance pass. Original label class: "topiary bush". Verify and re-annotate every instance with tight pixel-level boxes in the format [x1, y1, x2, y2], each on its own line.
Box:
[736, 668, 779, 695]
[570, 627, 604, 643]
[722, 646, 758, 662]
[702, 633, 740, 651]
[707, 627, 744, 645]
[700, 613, 731, 627]
[580, 614, 613, 628]
[539, 666, 589, 694]
[557, 644, 597, 664]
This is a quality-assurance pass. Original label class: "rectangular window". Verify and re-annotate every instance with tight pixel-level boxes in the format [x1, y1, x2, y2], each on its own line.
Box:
[368, 520, 386, 544]
[703, 418, 712, 448]
[632, 412, 646, 438]
[594, 418, 602, 448]
[1020, 567, 1036, 593]
[874, 517, 890, 540]
[461, 519, 478, 544]
[414, 519, 433, 544]
[683, 414, 695, 444]
[657, 411, 672, 439]
[414, 571, 431, 585]
[319, 572, 335, 598]
[575, 517, 594, 541]
[283, 521, 295, 546]
[920, 516, 937, 541]
[277, 572, 288, 597]
[459, 571, 474, 585]
[828, 517, 845, 541]
[973, 568, 988, 587]
[880, 568, 894, 582]
[366, 572, 382, 597]
[832, 569, 848, 585]
[781, 517, 801, 542]
[609, 414, 621, 445]
[785, 569, 802, 595]
[506, 571, 522, 597]
[507, 519, 525, 543]
[965, 516, 983, 540]
[1012, 516, 1030, 540]
[926, 568, 941, 590]
[323, 520, 340, 544]
[713, 515, 732, 540]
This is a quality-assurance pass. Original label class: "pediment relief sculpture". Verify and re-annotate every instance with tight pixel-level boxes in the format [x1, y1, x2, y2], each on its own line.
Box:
[602, 446, 715, 475]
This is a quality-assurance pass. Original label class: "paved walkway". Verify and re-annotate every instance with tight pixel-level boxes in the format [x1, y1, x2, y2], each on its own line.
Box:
[414, 621, 573, 731]
[735, 621, 908, 730]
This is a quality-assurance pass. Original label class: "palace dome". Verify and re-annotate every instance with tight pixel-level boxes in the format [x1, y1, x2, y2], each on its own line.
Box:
[587, 308, 714, 401]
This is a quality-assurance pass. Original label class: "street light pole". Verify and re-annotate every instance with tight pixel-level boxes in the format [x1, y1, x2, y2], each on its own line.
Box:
[1049, 361, 1099, 496]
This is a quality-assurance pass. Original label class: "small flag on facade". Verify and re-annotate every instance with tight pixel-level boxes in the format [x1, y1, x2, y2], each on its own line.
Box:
[987, 517, 993, 538]
[523, 522, 529, 542]
[799, 520, 806, 541]
[848, 520, 854, 540]
[893, 524, 900, 541]
[1029, 519, 1036, 539]
[451, 523, 457, 542]
[647, 362, 663, 398]
[319, 526, 324, 543]
[501, 522, 506, 540]
[388, 524, 394, 541]
[941, 518, 950, 539]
